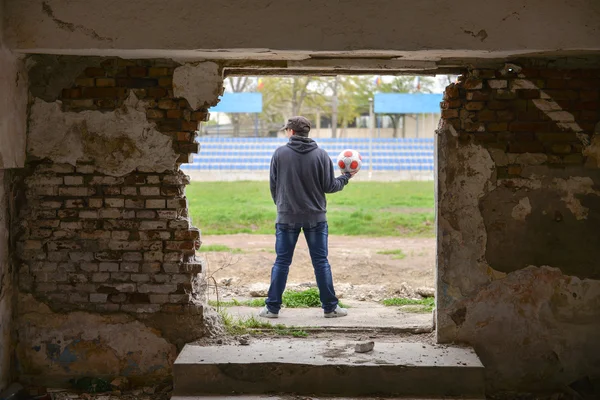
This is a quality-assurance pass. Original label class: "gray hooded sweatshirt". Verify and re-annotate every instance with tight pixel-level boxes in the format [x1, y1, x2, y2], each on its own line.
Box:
[270, 135, 350, 224]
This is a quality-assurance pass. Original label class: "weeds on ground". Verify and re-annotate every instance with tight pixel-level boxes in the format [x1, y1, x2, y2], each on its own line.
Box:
[282, 287, 348, 308]
[381, 297, 435, 313]
[376, 249, 407, 259]
[219, 310, 308, 337]
[210, 288, 348, 309]
[201, 244, 244, 253]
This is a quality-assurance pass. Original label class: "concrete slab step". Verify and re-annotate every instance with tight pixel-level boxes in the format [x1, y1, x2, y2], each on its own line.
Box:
[173, 339, 485, 398]
[223, 305, 433, 334]
[172, 396, 485, 399]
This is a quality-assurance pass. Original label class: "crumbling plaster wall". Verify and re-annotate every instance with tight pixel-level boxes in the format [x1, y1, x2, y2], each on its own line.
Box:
[4, 0, 600, 57]
[0, 0, 27, 169]
[437, 65, 600, 393]
[15, 56, 224, 386]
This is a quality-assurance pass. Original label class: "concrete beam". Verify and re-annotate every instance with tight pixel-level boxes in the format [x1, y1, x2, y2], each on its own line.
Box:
[4, 0, 600, 58]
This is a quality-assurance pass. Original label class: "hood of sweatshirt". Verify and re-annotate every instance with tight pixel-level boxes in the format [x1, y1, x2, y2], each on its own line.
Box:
[286, 135, 319, 154]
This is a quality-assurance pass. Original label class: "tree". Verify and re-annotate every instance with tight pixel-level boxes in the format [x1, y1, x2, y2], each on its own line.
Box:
[258, 77, 328, 134]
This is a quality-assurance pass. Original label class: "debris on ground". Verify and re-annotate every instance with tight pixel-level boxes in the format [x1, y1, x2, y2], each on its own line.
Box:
[238, 334, 251, 345]
[354, 341, 375, 353]
[416, 287, 435, 298]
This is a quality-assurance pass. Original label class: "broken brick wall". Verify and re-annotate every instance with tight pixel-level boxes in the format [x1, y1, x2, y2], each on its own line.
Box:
[15, 56, 223, 386]
[436, 64, 600, 393]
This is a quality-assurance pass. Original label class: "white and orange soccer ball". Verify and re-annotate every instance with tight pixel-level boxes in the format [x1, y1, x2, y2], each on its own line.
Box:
[336, 149, 362, 174]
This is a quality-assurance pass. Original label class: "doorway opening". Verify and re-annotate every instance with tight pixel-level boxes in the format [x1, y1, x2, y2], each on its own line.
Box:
[185, 73, 455, 339]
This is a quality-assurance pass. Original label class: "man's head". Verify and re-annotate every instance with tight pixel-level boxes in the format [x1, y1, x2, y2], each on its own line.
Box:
[282, 116, 311, 137]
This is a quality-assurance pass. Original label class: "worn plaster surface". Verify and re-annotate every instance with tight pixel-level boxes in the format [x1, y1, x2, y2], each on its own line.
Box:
[16, 293, 177, 386]
[4, 0, 600, 60]
[173, 62, 222, 110]
[437, 118, 600, 391]
[0, 1, 27, 169]
[27, 92, 179, 176]
[174, 339, 484, 397]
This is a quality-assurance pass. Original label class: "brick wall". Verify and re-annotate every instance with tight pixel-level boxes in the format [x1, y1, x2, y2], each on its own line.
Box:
[60, 59, 208, 163]
[17, 59, 209, 314]
[437, 65, 600, 392]
[441, 67, 600, 166]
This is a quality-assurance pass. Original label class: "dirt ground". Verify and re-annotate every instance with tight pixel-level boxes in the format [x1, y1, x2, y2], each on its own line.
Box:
[199, 234, 435, 302]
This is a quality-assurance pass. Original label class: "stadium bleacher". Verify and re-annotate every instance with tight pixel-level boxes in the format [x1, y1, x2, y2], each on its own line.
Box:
[180, 137, 435, 172]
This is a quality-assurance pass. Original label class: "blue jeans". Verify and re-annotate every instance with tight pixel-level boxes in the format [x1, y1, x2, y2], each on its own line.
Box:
[266, 221, 339, 313]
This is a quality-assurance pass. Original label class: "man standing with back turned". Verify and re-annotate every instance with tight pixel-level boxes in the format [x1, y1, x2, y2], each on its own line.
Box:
[259, 116, 356, 319]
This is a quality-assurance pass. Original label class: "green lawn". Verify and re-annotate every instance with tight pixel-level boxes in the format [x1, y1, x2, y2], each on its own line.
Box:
[187, 181, 434, 237]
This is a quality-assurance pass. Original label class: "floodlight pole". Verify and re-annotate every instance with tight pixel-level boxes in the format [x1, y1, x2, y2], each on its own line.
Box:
[368, 97, 374, 178]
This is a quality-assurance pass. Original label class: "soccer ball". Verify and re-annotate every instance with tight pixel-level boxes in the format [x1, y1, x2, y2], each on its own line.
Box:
[336, 149, 362, 174]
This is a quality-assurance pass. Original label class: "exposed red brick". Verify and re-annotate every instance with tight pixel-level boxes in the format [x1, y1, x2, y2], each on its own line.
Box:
[488, 101, 509, 110]
[85, 67, 106, 77]
[175, 132, 192, 142]
[442, 109, 459, 119]
[465, 102, 485, 111]
[83, 87, 128, 98]
[463, 122, 484, 132]
[191, 111, 209, 121]
[146, 109, 165, 119]
[517, 110, 540, 121]
[156, 120, 182, 132]
[466, 91, 491, 101]
[167, 110, 183, 119]
[487, 122, 508, 132]
[158, 99, 178, 110]
[510, 121, 551, 132]
[181, 121, 199, 132]
[146, 87, 168, 98]
[159, 77, 173, 87]
[127, 66, 148, 78]
[580, 91, 599, 102]
[509, 142, 545, 153]
[477, 109, 496, 121]
[496, 110, 515, 121]
[444, 84, 460, 100]
[519, 68, 540, 78]
[96, 78, 116, 87]
[62, 88, 82, 99]
[116, 78, 158, 88]
[75, 78, 96, 87]
[518, 89, 541, 99]
[464, 77, 483, 90]
[551, 144, 572, 154]
[543, 90, 579, 101]
[507, 165, 522, 175]
[95, 99, 116, 108]
[535, 132, 579, 143]
[148, 67, 170, 77]
[540, 69, 565, 79]
[545, 79, 568, 89]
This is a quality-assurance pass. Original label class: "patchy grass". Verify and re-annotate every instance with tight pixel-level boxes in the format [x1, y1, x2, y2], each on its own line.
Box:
[377, 249, 407, 259]
[210, 288, 348, 309]
[187, 181, 434, 237]
[209, 298, 266, 308]
[200, 244, 243, 253]
[381, 297, 435, 313]
[219, 311, 308, 337]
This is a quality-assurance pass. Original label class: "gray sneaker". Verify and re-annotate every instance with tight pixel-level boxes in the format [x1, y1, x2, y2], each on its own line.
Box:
[258, 306, 279, 319]
[324, 305, 348, 318]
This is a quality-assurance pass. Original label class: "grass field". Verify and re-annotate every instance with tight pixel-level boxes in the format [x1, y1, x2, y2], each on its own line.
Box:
[187, 181, 434, 237]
